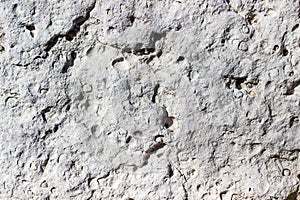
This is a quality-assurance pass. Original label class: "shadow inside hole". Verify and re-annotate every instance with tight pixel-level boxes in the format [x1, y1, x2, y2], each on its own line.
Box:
[282, 48, 289, 56]
[163, 116, 174, 128]
[112, 57, 125, 66]
[26, 24, 35, 37]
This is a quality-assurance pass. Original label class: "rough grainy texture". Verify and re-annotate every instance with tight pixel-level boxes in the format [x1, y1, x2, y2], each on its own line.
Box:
[0, 0, 300, 199]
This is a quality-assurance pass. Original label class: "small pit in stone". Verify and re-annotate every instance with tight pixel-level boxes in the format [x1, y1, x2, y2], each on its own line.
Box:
[133, 48, 155, 56]
[125, 136, 132, 143]
[272, 45, 279, 53]
[128, 15, 135, 24]
[26, 24, 35, 37]
[176, 56, 185, 62]
[163, 116, 174, 129]
[112, 57, 124, 66]
[292, 24, 299, 32]
[282, 48, 289, 56]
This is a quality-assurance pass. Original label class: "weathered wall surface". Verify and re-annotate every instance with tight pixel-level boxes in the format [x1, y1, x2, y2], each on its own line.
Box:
[0, 0, 299, 199]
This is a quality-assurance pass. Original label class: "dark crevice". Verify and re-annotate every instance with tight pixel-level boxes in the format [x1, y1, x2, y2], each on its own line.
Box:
[41, 129, 53, 140]
[292, 24, 299, 32]
[272, 45, 279, 53]
[41, 106, 52, 122]
[146, 55, 156, 64]
[235, 77, 247, 90]
[245, 11, 256, 25]
[177, 56, 185, 62]
[86, 190, 95, 200]
[186, 66, 193, 81]
[62, 51, 77, 73]
[26, 24, 35, 31]
[45, 35, 59, 52]
[125, 136, 132, 143]
[167, 163, 174, 178]
[44, 1, 96, 52]
[128, 15, 135, 24]
[156, 50, 163, 58]
[154, 135, 164, 141]
[26, 24, 35, 37]
[145, 142, 166, 154]
[289, 116, 299, 128]
[112, 57, 124, 66]
[65, 16, 87, 41]
[282, 48, 289, 56]
[151, 84, 159, 103]
[53, 124, 59, 133]
[163, 116, 174, 129]
[133, 48, 155, 56]
[98, 171, 111, 179]
[175, 24, 182, 31]
[182, 184, 189, 200]
[65, 1, 96, 41]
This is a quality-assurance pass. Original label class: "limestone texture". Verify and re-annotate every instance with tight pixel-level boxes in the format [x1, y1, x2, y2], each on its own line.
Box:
[0, 0, 300, 199]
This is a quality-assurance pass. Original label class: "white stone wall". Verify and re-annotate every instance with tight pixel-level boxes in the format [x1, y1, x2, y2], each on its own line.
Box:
[0, 0, 299, 199]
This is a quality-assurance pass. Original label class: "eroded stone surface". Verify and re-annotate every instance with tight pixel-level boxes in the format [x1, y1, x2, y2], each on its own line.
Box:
[0, 0, 300, 199]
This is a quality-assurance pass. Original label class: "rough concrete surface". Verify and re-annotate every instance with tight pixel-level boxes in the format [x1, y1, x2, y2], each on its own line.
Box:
[0, 0, 300, 199]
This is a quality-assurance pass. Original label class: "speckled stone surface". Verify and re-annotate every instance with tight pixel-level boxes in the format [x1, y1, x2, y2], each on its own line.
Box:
[0, 0, 299, 199]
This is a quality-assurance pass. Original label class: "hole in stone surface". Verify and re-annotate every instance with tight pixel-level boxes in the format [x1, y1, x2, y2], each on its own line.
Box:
[282, 168, 291, 176]
[167, 164, 173, 177]
[289, 116, 299, 128]
[108, 26, 114, 30]
[12, 4, 18, 12]
[26, 24, 35, 31]
[235, 77, 247, 90]
[273, 45, 279, 52]
[128, 15, 135, 23]
[156, 50, 162, 58]
[66, 32, 75, 41]
[62, 51, 77, 73]
[151, 84, 159, 103]
[45, 36, 59, 52]
[112, 57, 124, 66]
[26, 24, 35, 37]
[145, 142, 166, 154]
[292, 24, 299, 32]
[41, 106, 52, 122]
[53, 124, 59, 132]
[177, 56, 185, 62]
[146, 55, 156, 64]
[154, 135, 164, 142]
[0, 45, 5, 52]
[175, 24, 182, 31]
[65, 104, 71, 112]
[246, 12, 256, 24]
[125, 136, 132, 143]
[133, 48, 155, 56]
[163, 116, 174, 128]
[282, 48, 289, 56]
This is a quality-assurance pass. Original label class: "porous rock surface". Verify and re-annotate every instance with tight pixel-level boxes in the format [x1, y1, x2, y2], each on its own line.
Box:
[0, 0, 300, 199]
